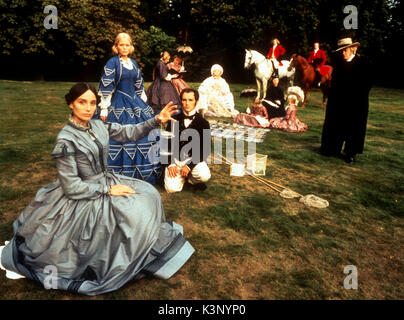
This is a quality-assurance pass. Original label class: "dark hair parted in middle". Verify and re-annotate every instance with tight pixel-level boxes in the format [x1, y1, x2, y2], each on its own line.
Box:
[65, 83, 99, 106]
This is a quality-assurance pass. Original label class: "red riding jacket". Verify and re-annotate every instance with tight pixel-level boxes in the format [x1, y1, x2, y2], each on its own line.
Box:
[308, 49, 326, 67]
[266, 45, 286, 60]
[308, 49, 329, 76]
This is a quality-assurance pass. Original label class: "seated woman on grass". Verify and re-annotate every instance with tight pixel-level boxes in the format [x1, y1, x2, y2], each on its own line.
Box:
[197, 64, 239, 118]
[233, 98, 270, 128]
[0, 83, 194, 296]
[268, 86, 308, 133]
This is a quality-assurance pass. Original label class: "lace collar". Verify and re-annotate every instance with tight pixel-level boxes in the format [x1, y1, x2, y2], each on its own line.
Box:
[120, 57, 133, 70]
[68, 115, 90, 131]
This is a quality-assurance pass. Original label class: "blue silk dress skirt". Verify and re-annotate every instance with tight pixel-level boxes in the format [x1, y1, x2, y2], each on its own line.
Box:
[0, 118, 194, 296]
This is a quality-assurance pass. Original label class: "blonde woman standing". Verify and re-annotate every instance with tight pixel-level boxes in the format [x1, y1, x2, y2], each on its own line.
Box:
[94, 32, 161, 184]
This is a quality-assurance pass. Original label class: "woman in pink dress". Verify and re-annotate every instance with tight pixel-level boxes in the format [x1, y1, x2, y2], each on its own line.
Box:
[268, 86, 308, 133]
[234, 98, 270, 128]
[167, 56, 190, 96]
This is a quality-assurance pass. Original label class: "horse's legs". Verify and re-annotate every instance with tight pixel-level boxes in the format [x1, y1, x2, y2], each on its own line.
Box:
[262, 78, 268, 99]
[256, 78, 262, 99]
[321, 78, 330, 106]
[290, 71, 296, 87]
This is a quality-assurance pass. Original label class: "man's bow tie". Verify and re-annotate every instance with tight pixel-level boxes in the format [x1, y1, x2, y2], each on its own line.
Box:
[183, 114, 195, 120]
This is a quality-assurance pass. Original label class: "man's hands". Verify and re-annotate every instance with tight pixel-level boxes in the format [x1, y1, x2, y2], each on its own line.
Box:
[167, 166, 178, 178]
[180, 165, 190, 177]
[155, 101, 178, 124]
[167, 165, 190, 178]
[109, 184, 135, 196]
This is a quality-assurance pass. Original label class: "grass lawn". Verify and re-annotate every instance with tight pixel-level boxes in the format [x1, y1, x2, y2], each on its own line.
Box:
[0, 79, 403, 300]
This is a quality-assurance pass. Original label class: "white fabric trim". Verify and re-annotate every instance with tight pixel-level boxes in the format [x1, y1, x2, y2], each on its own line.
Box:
[153, 241, 195, 280]
[255, 115, 270, 126]
[171, 221, 184, 235]
[100, 109, 108, 118]
[0, 242, 26, 280]
[141, 90, 147, 102]
[164, 74, 173, 81]
[99, 95, 111, 110]
[262, 99, 279, 108]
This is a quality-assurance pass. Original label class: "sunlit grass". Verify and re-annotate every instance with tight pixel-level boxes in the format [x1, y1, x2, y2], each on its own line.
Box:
[0, 80, 403, 299]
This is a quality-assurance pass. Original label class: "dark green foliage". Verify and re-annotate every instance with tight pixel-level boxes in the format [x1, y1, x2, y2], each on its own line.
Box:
[0, 1, 400, 85]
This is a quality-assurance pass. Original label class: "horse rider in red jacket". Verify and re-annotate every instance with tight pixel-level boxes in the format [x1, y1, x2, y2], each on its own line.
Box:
[308, 42, 327, 86]
[267, 38, 286, 78]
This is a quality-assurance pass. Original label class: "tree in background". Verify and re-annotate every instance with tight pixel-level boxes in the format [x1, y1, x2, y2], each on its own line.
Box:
[0, 0, 400, 86]
[137, 26, 177, 80]
[187, 0, 321, 81]
[384, 0, 404, 87]
[0, 0, 146, 80]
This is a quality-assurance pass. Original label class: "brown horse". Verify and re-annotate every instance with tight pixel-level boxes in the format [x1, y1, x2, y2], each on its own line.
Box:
[288, 54, 333, 106]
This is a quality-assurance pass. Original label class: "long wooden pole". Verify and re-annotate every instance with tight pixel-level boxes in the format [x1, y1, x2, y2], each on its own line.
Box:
[215, 153, 286, 194]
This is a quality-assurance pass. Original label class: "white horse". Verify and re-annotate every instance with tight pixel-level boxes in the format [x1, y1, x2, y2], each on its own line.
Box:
[244, 49, 295, 99]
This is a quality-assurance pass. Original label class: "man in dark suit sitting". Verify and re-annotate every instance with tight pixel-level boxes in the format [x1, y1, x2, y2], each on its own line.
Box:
[164, 88, 211, 192]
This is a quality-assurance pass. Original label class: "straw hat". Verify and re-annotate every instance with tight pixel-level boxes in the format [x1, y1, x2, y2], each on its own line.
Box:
[335, 37, 360, 52]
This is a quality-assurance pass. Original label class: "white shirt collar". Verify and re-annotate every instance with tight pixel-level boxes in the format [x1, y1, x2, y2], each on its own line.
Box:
[347, 54, 355, 62]
[183, 108, 197, 117]
[183, 108, 197, 128]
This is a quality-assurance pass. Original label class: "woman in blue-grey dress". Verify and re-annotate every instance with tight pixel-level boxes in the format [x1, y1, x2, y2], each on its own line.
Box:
[0, 83, 194, 296]
[146, 51, 181, 114]
[93, 32, 161, 184]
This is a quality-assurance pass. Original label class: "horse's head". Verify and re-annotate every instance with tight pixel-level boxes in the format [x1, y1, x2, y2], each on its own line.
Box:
[288, 54, 298, 71]
[244, 49, 253, 69]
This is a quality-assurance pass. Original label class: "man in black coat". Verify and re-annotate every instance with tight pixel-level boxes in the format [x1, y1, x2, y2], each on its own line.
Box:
[320, 38, 373, 164]
[262, 77, 286, 119]
[163, 88, 211, 192]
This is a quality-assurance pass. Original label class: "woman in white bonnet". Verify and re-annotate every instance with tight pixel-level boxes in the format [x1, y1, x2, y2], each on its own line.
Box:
[197, 64, 238, 117]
